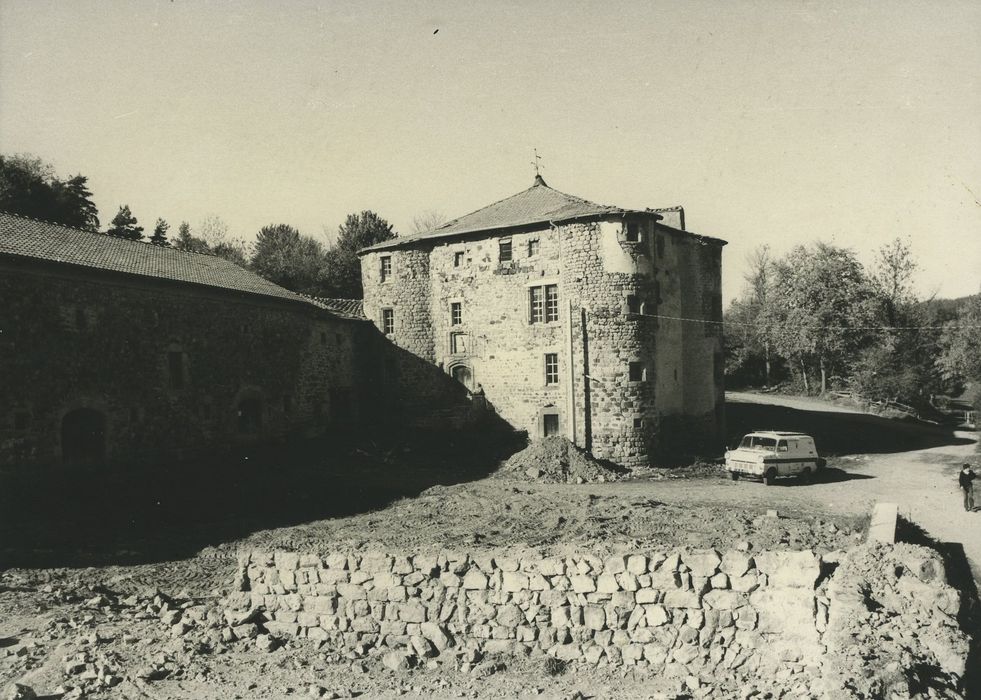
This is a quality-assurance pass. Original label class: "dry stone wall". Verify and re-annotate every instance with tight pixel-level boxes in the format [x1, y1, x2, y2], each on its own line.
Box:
[225, 543, 970, 697]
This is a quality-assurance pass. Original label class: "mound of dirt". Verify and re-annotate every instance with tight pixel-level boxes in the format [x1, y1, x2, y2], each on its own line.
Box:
[497, 437, 625, 484]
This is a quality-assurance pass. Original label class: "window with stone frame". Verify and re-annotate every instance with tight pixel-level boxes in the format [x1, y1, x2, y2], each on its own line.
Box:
[450, 302, 462, 326]
[529, 284, 559, 324]
[454, 251, 465, 268]
[527, 239, 540, 257]
[382, 308, 394, 335]
[380, 256, 392, 282]
[628, 361, 647, 382]
[450, 332, 468, 354]
[499, 238, 512, 263]
[544, 353, 559, 385]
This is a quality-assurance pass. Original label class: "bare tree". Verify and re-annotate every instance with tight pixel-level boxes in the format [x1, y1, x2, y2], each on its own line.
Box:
[744, 245, 776, 385]
[411, 210, 448, 234]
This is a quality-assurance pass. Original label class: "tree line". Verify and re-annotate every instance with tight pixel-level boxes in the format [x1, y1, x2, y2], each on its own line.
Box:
[726, 239, 981, 411]
[0, 153, 402, 299]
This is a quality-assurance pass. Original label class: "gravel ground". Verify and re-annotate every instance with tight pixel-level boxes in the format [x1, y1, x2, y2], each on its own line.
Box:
[1, 393, 977, 698]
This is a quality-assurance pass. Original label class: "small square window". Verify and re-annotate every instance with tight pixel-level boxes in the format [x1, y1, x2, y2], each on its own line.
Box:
[544, 353, 559, 385]
[628, 362, 646, 382]
[450, 332, 468, 354]
[450, 302, 462, 326]
[625, 221, 640, 242]
[626, 295, 641, 314]
[527, 239, 540, 257]
[633, 417, 644, 429]
[382, 309, 394, 335]
[380, 256, 392, 282]
[499, 239, 512, 263]
[454, 251, 465, 267]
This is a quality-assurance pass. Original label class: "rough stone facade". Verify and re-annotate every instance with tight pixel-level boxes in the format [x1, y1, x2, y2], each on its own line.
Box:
[362, 203, 725, 466]
[0, 258, 371, 467]
[225, 542, 969, 696]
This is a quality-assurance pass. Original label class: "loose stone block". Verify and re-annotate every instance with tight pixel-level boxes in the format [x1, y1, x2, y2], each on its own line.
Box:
[596, 574, 620, 594]
[663, 590, 702, 609]
[635, 589, 659, 604]
[399, 602, 427, 623]
[502, 572, 529, 592]
[644, 605, 669, 627]
[538, 558, 565, 577]
[570, 575, 596, 593]
[626, 555, 648, 575]
[462, 570, 489, 590]
[275, 552, 300, 571]
[604, 555, 627, 575]
[702, 590, 746, 610]
[528, 573, 551, 591]
[721, 550, 753, 578]
[583, 605, 606, 631]
[683, 549, 721, 577]
[753, 551, 820, 589]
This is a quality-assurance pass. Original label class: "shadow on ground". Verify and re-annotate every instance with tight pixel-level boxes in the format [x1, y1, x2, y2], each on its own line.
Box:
[731, 467, 875, 487]
[896, 517, 980, 698]
[726, 400, 973, 456]
[0, 424, 526, 570]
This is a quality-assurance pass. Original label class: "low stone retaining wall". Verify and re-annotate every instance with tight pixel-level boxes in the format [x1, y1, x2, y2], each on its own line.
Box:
[224, 543, 970, 697]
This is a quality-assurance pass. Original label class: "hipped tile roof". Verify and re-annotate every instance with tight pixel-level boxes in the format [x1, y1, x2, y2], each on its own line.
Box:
[360, 176, 654, 253]
[0, 211, 315, 308]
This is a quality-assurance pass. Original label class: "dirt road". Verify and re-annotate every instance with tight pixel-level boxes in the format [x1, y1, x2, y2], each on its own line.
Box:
[683, 392, 981, 582]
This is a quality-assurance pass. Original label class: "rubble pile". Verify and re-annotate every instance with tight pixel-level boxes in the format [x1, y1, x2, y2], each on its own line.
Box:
[497, 437, 625, 484]
[818, 543, 970, 699]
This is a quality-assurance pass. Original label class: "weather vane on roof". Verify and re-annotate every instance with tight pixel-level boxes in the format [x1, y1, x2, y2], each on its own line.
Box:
[531, 148, 543, 177]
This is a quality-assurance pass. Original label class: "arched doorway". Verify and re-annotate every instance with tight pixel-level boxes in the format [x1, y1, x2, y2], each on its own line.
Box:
[450, 364, 473, 391]
[237, 397, 263, 434]
[61, 408, 106, 466]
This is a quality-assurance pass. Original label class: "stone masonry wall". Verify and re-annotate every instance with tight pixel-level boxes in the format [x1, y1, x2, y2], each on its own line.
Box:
[359, 215, 726, 467]
[0, 261, 366, 467]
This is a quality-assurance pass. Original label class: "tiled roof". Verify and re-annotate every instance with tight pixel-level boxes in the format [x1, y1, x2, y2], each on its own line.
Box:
[0, 211, 313, 307]
[361, 176, 652, 253]
[307, 297, 367, 320]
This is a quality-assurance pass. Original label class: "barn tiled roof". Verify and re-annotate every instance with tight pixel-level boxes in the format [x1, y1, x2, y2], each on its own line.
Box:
[361, 176, 654, 253]
[307, 297, 366, 320]
[0, 211, 313, 307]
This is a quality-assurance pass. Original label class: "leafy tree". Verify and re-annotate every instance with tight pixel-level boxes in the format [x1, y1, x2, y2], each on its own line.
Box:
[321, 211, 396, 298]
[938, 293, 981, 408]
[769, 243, 879, 393]
[106, 205, 144, 241]
[252, 224, 324, 292]
[871, 237, 917, 324]
[173, 221, 210, 253]
[211, 240, 251, 266]
[0, 154, 99, 229]
[149, 218, 170, 245]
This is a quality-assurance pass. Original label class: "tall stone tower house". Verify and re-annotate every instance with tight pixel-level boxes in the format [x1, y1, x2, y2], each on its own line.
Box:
[359, 176, 726, 466]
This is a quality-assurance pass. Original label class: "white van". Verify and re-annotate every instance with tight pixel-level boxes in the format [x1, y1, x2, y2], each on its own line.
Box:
[725, 431, 826, 485]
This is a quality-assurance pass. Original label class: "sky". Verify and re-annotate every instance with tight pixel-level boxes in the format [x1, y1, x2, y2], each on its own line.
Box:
[1, 0, 979, 304]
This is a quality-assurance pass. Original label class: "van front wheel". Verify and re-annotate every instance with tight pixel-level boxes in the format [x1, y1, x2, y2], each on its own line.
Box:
[799, 467, 812, 484]
[730, 471, 739, 481]
[763, 468, 777, 486]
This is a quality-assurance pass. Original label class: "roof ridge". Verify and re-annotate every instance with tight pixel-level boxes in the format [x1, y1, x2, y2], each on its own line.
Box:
[0, 209, 226, 262]
[431, 181, 605, 233]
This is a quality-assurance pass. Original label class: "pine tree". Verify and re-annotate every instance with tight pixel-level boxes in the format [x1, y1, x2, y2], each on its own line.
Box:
[149, 218, 170, 245]
[106, 205, 144, 241]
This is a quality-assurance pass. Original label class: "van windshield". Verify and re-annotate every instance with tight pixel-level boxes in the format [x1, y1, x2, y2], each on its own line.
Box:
[739, 435, 777, 451]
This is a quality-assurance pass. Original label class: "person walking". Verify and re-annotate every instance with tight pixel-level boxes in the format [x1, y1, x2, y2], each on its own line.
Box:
[959, 463, 976, 512]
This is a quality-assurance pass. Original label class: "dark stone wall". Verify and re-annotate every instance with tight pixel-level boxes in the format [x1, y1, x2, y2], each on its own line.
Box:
[0, 259, 370, 467]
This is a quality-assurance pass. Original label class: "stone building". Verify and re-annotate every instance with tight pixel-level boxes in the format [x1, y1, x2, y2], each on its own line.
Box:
[0, 212, 373, 468]
[360, 176, 727, 466]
